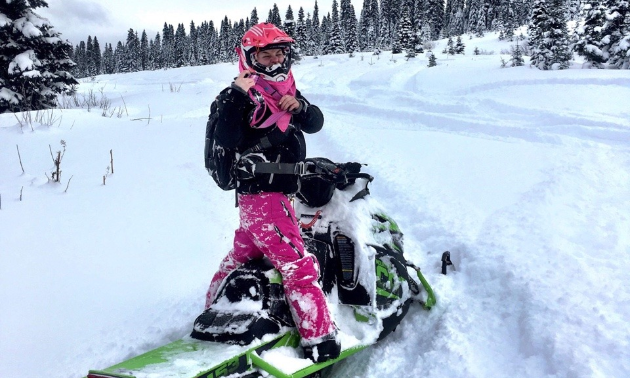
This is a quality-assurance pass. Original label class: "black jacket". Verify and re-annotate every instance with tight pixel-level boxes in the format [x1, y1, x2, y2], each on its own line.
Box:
[214, 85, 324, 195]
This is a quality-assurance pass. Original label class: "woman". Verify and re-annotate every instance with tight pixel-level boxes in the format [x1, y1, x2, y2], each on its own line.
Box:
[204, 23, 340, 363]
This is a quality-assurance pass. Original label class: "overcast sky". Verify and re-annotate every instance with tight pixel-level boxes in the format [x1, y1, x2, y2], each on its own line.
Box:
[38, 0, 363, 47]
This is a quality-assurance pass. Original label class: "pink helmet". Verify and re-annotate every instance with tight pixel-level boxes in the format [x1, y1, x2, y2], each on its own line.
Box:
[239, 23, 295, 82]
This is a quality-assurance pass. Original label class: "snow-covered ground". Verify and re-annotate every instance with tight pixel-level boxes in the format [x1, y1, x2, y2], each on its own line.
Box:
[1, 33, 629, 378]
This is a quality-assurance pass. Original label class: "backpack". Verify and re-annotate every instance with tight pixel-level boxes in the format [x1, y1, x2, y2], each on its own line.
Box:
[204, 98, 238, 191]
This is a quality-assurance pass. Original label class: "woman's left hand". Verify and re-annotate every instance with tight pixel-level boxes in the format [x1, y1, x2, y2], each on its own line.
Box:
[278, 95, 300, 112]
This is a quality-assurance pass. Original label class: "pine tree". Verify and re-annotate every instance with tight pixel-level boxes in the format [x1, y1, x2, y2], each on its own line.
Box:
[312, 1, 322, 55]
[270, 3, 282, 27]
[114, 41, 124, 73]
[515, 0, 533, 27]
[345, 4, 359, 55]
[102, 43, 115, 74]
[92, 37, 102, 75]
[163, 24, 176, 68]
[443, 0, 453, 37]
[359, 0, 371, 50]
[455, 35, 465, 54]
[425, 0, 445, 40]
[370, 0, 381, 48]
[447, 0, 466, 37]
[284, 5, 296, 39]
[378, 0, 395, 49]
[251, 8, 259, 25]
[428, 51, 437, 66]
[510, 40, 525, 66]
[173, 23, 187, 67]
[219, 17, 231, 62]
[140, 30, 149, 70]
[326, 0, 345, 54]
[340, 0, 352, 43]
[359, 0, 380, 51]
[501, 0, 516, 41]
[75, 41, 87, 77]
[296, 7, 308, 54]
[1, 0, 77, 112]
[601, 0, 630, 69]
[189, 21, 198, 66]
[86, 36, 94, 76]
[574, 0, 608, 68]
[528, 0, 573, 70]
[152, 33, 162, 69]
[395, 6, 414, 55]
[447, 36, 455, 55]
[466, 0, 486, 37]
[122, 28, 139, 72]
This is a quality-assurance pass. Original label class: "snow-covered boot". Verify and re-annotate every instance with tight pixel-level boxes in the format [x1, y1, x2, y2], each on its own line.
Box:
[302, 330, 341, 363]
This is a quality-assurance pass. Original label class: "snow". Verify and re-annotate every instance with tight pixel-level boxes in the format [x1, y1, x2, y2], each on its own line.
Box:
[1, 32, 630, 378]
[8, 50, 39, 73]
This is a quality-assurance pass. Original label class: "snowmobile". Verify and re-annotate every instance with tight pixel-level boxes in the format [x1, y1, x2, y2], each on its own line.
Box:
[86, 158, 435, 378]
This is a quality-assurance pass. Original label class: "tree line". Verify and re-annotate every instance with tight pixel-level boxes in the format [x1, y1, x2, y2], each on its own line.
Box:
[2, 0, 628, 113]
[71, 0, 541, 78]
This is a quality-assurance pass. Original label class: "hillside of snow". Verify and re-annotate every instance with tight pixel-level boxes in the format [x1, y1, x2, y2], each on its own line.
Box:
[1, 33, 629, 378]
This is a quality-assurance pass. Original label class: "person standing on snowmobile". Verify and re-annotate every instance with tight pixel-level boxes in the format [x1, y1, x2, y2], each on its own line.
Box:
[204, 23, 341, 363]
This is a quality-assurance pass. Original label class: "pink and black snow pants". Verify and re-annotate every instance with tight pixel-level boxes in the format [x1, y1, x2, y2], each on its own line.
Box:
[205, 192, 335, 342]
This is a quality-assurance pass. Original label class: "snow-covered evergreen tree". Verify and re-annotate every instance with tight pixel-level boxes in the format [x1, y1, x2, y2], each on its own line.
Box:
[1, 0, 76, 112]
[528, 0, 573, 70]
[173, 23, 187, 67]
[424, 0, 445, 40]
[428, 51, 437, 66]
[311, 1, 322, 55]
[219, 17, 231, 62]
[114, 41, 124, 73]
[345, 4, 359, 54]
[574, 0, 608, 68]
[510, 39, 525, 66]
[162, 23, 174, 68]
[284, 5, 296, 39]
[443, 0, 453, 37]
[601, 0, 630, 69]
[152, 33, 162, 69]
[455, 34, 465, 54]
[466, 0, 486, 37]
[296, 7, 308, 54]
[446, 36, 455, 54]
[189, 21, 198, 67]
[500, 0, 516, 41]
[325, 0, 345, 54]
[360, 0, 380, 51]
[102, 43, 115, 74]
[394, 5, 414, 54]
[447, 0, 466, 37]
[340, 0, 352, 43]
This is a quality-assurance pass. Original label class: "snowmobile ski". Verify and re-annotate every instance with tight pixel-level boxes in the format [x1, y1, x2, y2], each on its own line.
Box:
[86, 330, 369, 378]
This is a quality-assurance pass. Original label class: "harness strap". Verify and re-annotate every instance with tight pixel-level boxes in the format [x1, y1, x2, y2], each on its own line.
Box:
[253, 161, 306, 175]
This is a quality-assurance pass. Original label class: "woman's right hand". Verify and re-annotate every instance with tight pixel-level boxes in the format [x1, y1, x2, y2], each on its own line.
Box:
[233, 71, 257, 92]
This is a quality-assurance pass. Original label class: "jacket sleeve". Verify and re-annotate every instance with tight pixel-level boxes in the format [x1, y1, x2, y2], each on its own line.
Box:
[214, 87, 251, 149]
[291, 90, 324, 134]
